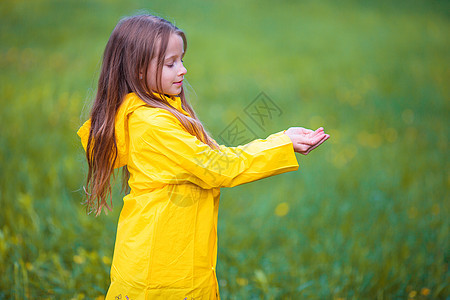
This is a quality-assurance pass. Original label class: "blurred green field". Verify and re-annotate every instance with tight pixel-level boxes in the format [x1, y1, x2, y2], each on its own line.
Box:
[0, 0, 449, 299]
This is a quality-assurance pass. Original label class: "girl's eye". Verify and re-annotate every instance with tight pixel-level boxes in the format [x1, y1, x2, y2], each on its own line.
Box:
[166, 59, 184, 68]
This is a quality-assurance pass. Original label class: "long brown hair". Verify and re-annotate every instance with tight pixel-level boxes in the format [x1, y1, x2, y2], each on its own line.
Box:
[84, 14, 219, 216]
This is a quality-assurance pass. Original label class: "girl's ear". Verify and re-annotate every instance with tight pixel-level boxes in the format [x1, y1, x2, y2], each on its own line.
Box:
[139, 71, 143, 80]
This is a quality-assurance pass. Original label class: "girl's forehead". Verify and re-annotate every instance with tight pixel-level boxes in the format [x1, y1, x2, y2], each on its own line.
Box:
[149, 34, 184, 61]
[165, 34, 184, 57]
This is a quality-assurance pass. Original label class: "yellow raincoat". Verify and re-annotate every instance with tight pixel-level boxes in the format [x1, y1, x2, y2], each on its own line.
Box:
[77, 92, 299, 299]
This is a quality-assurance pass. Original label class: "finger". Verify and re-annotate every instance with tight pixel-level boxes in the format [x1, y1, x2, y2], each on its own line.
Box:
[303, 133, 328, 150]
[309, 127, 325, 137]
[298, 134, 325, 147]
[306, 134, 330, 153]
[295, 142, 310, 154]
[305, 142, 321, 155]
[314, 134, 330, 146]
[306, 141, 322, 154]
[303, 130, 321, 140]
[312, 133, 328, 145]
[301, 127, 324, 136]
[307, 128, 320, 136]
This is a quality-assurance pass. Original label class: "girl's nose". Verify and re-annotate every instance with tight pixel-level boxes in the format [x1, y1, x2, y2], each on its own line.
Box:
[179, 63, 187, 75]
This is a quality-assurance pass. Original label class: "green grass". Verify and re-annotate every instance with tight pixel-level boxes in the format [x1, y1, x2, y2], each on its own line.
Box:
[0, 0, 448, 299]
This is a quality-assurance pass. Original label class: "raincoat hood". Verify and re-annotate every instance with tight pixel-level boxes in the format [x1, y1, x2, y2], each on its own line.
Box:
[76, 92, 190, 169]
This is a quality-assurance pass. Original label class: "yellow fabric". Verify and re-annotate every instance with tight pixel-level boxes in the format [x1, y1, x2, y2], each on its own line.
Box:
[77, 92, 299, 299]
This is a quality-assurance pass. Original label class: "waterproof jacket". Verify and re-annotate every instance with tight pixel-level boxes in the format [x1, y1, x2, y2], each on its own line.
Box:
[77, 92, 299, 299]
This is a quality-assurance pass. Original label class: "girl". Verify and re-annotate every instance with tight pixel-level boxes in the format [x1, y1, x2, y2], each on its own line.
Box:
[77, 14, 329, 300]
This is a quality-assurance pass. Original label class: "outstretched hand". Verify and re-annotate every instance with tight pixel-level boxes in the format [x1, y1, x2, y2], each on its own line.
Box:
[284, 127, 330, 155]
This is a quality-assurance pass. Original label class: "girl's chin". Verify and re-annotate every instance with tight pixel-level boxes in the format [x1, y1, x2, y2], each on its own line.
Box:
[151, 89, 181, 97]
[167, 88, 182, 96]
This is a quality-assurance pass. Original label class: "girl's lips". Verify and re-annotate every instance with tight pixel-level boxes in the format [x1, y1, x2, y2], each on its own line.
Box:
[174, 80, 183, 86]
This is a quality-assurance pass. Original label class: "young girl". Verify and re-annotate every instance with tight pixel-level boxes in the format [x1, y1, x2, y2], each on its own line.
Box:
[77, 14, 329, 300]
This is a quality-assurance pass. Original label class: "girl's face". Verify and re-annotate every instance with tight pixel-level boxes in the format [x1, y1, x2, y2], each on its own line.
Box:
[147, 33, 187, 96]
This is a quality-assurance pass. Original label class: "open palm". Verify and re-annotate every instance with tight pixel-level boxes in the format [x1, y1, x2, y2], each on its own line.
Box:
[284, 127, 330, 155]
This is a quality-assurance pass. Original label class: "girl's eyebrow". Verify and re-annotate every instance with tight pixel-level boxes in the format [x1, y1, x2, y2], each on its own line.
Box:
[165, 52, 185, 60]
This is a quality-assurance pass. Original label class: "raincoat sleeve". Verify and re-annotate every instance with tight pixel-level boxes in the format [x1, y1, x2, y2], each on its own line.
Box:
[137, 109, 299, 189]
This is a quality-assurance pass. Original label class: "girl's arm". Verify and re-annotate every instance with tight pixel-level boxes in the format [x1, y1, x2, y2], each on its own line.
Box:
[134, 109, 300, 189]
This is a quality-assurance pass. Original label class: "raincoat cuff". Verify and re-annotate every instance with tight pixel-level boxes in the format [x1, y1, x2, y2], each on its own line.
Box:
[268, 130, 299, 167]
